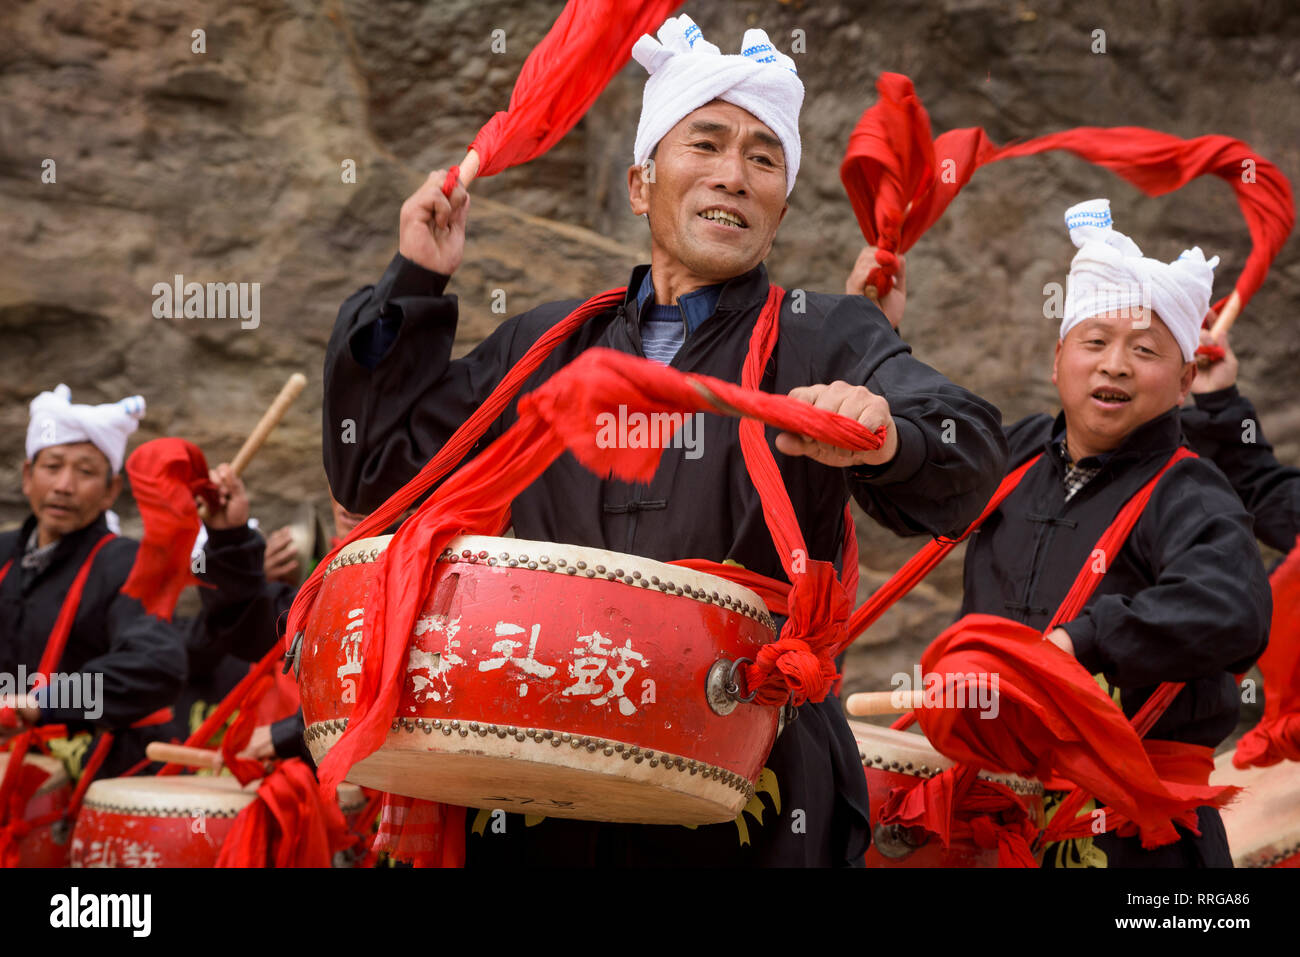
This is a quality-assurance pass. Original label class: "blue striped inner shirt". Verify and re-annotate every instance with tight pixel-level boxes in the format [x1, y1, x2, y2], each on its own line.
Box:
[635, 271, 723, 366]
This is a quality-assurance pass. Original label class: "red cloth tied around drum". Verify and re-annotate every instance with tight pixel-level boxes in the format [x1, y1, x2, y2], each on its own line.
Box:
[441, 0, 683, 193]
[842, 73, 1295, 355]
[121, 438, 220, 620]
[0, 744, 55, 867]
[0, 726, 70, 868]
[910, 613, 1239, 850]
[877, 763, 1040, 868]
[1234, 536, 1300, 768]
[317, 346, 883, 864]
[216, 758, 350, 868]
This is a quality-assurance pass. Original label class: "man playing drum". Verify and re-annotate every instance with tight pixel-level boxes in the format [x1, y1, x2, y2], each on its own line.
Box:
[857, 199, 1272, 866]
[0, 386, 187, 781]
[322, 15, 1009, 866]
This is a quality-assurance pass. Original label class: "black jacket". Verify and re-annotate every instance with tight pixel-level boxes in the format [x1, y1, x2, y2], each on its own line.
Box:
[0, 513, 187, 778]
[323, 254, 1010, 866]
[1181, 386, 1300, 554]
[960, 408, 1271, 749]
[168, 523, 309, 764]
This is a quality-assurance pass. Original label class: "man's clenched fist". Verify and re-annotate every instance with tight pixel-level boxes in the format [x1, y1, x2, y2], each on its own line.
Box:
[399, 169, 470, 277]
[775, 380, 900, 469]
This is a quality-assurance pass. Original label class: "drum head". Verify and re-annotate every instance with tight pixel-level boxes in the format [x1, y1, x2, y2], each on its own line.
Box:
[0, 750, 69, 794]
[1213, 751, 1300, 868]
[83, 774, 260, 817]
[312, 724, 753, 826]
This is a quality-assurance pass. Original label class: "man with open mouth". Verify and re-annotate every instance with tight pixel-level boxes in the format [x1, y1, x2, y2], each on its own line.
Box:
[323, 14, 1009, 867]
[864, 198, 1271, 867]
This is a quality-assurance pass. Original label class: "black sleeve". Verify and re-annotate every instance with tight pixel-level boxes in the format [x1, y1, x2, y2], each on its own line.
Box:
[195, 524, 297, 661]
[271, 710, 312, 766]
[1182, 386, 1300, 553]
[323, 253, 528, 513]
[39, 545, 188, 732]
[823, 297, 1009, 539]
[1061, 457, 1271, 687]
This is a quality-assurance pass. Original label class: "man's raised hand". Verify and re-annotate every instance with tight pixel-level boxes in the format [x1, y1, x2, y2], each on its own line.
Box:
[775, 380, 900, 469]
[399, 169, 470, 277]
[203, 463, 249, 531]
[846, 245, 906, 331]
[1192, 328, 1239, 395]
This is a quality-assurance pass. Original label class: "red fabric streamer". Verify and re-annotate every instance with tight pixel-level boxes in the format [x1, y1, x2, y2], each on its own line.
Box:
[0, 755, 54, 868]
[914, 614, 1238, 849]
[1234, 535, 1300, 767]
[121, 438, 220, 621]
[372, 793, 466, 868]
[220, 674, 274, 786]
[878, 764, 1040, 868]
[215, 758, 349, 868]
[459, 0, 684, 182]
[841, 73, 1295, 323]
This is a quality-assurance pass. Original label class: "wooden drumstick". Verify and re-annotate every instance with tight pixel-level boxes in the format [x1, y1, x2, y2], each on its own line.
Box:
[1207, 289, 1243, 343]
[453, 148, 482, 190]
[846, 690, 925, 716]
[146, 742, 223, 772]
[229, 372, 308, 477]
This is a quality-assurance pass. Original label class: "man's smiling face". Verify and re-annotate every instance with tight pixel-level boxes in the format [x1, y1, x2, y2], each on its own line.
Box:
[627, 100, 789, 287]
[1052, 308, 1197, 459]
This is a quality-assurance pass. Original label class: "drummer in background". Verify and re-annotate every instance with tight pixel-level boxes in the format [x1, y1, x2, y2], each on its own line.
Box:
[0, 385, 187, 780]
[852, 248, 1300, 556]
[323, 14, 1009, 867]
[850, 200, 1271, 867]
[174, 466, 365, 766]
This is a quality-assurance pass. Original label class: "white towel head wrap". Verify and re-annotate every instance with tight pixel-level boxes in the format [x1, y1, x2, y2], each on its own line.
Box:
[632, 14, 804, 196]
[26, 384, 145, 475]
[1062, 198, 1219, 362]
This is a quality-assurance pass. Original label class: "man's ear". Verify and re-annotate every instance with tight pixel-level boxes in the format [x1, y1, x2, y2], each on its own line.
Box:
[1051, 339, 1063, 386]
[100, 474, 123, 512]
[627, 163, 651, 217]
[20, 459, 33, 499]
[1175, 358, 1197, 404]
[777, 202, 788, 226]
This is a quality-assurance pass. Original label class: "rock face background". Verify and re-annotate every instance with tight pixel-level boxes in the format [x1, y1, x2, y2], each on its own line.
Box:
[1, 0, 1297, 709]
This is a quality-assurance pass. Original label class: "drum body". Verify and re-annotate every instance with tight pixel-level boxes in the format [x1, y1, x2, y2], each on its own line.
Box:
[850, 721, 1045, 867]
[300, 535, 780, 825]
[70, 775, 366, 867]
[0, 752, 72, 867]
[1212, 751, 1300, 868]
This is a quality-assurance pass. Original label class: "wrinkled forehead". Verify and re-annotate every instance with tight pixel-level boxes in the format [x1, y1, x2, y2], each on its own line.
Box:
[666, 100, 784, 154]
[30, 440, 112, 471]
[1064, 310, 1181, 349]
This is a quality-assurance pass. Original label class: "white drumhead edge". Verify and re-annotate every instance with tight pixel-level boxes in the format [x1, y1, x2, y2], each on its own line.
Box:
[84, 774, 259, 813]
[849, 720, 1041, 792]
[330, 534, 771, 617]
[0, 751, 68, 793]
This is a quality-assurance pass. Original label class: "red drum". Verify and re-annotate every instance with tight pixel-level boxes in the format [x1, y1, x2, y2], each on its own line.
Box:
[851, 721, 1045, 867]
[300, 534, 781, 825]
[1212, 750, 1300, 868]
[70, 775, 367, 868]
[0, 751, 72, 867]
